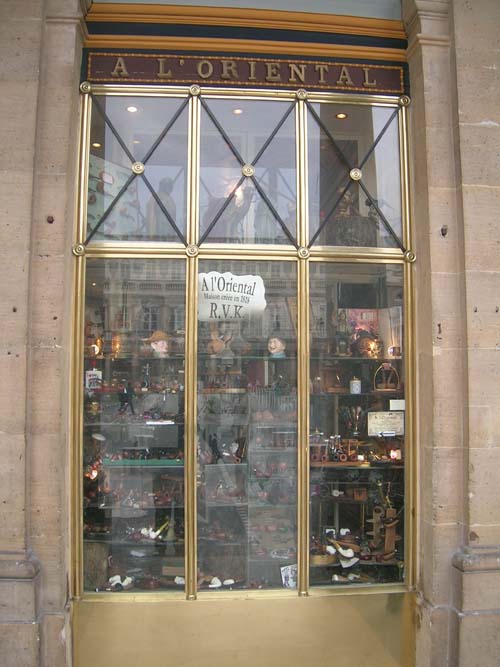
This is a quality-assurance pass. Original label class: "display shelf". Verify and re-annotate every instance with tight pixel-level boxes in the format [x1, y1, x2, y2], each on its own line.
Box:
[310, 391, 403, 398]
[203, 462, 247, 468]
[251, 450, 296, 457]
[310, 559, 402, 568]
[308, 355, 402, 362]
[102, 459, 184, 467]
[310, 461, 403, 469]
[200, 388, 247, 394]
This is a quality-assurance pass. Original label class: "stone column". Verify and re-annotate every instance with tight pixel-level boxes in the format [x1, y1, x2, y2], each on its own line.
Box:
[403, 1, 466, 665]
[404, 0, 500, 665]
[0, 1, 83, 665]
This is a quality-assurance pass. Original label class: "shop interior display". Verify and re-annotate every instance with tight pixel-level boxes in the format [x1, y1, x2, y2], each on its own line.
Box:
[196, 326, 298, 590]
[309, 265, 405, 586]
[82, 261, 405, 592]
[196, 262, 298, 591]
[83, 261, 187, 592]
[81, 93, 406, 592]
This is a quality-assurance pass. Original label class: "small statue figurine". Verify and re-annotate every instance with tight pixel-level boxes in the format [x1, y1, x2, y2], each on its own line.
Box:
[268, 335, 286, 359]
[147, 330, 170, 358]
[118, 382, 135, 414]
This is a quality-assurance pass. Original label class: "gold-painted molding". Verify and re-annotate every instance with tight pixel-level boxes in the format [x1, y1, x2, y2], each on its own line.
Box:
[86, 4, 406, 41]
[83, 36, 407, 63]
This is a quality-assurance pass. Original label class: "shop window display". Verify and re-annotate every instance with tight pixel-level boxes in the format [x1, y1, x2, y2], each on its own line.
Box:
[197, 260, 297, 590]
[78, 88, 410, 595]
[83, 259, 186, 591]
[309, 264, 405, 586]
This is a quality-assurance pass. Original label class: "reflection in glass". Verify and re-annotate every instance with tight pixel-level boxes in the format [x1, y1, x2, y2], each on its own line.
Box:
[197, 261, 297, 590]
[308, 103, 402, 248]
[309, 263, 405, 587]
[199, 99, 297, 245]
[83, 259, 186, 592]
[87, 96, 188, 243]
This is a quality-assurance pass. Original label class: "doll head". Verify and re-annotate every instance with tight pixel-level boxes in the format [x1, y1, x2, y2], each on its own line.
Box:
[148, 330, 170, 357]
[268, 335, 286, 358]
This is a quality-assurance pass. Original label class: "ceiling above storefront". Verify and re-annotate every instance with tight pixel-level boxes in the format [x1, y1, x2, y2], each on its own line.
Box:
[89, 1, 402, 21]
[83, 1, 406, 67]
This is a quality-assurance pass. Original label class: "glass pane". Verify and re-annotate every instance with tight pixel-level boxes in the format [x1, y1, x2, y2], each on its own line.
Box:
[200, 99, 297, 245]
[83, 259, 186, 592]
[197, 260, 298, 590]
[309, 263, 405, 587]
[308, 104, 402, 248]
[87, 96, 188, 243]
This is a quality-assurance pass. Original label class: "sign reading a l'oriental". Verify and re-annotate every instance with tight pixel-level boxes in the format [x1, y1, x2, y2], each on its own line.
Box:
[198, 272, 266, 321]
[84, 52, 405, 95]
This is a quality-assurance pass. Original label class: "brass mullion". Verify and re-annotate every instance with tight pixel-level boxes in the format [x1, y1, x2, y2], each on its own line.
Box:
[297, 256, 310, 596]
[309, 248, 404, 263]
[71, 255, 86, 598]
[76, 92, 91, 246]
[188, 90, 201, 246]
[404, 259, 416, 589]
[184, 255, 199, 599]
[399, 103, 412, 252]
[184, 90, 201, 600]
[72, 89, 91, 597]
[82, 245, 187, 259]
[399, 99, 415, 589]
[196, 245, 297, 259]
[296, 99, 308, 249]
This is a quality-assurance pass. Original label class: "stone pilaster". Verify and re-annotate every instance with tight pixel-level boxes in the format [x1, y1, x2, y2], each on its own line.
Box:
[403, 1, 466, 665]
[404, 0, 500, 665]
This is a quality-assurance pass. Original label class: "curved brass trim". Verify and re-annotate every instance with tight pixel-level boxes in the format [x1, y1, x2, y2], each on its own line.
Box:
[83, 36, 407, 64]
[85, 4, 406, 41]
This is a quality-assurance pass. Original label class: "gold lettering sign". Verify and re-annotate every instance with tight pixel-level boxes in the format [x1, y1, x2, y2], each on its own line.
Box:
[362, 66, 377, 87]
[157, 58, 173, 79]
[265, 62, 281, 82]
[197, 60, 213, 79]
[111, 57, 129, 78]
[221, 60, 239, 80]
[336, 65, 354, 86]
[86, 53, 405, 95]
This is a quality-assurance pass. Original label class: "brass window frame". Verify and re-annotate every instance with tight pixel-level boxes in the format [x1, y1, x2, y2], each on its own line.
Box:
[71, 84, 415, 601]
